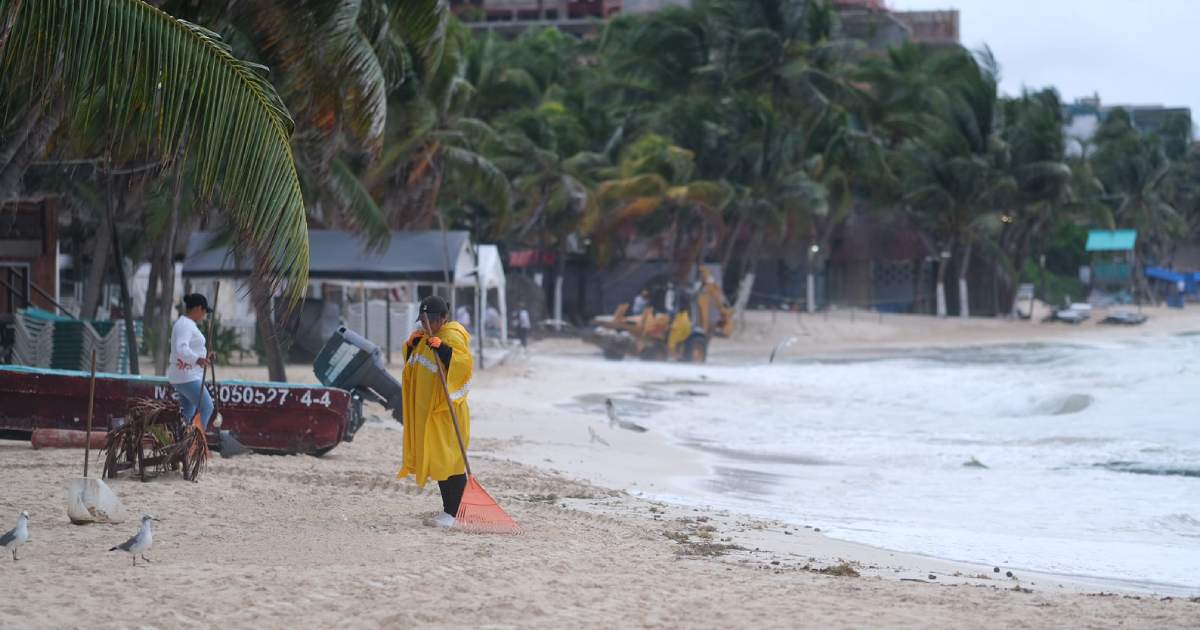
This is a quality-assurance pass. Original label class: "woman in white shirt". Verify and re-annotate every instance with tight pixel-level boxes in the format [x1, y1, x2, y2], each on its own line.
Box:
[168, 293, 215, 431]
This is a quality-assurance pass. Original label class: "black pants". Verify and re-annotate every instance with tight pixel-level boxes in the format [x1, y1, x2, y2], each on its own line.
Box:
[438, 474, 467, 516]
[517, 328, 528, 348]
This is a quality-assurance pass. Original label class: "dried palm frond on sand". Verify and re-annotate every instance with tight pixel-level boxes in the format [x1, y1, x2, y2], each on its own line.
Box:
[104, 398, 208, 481]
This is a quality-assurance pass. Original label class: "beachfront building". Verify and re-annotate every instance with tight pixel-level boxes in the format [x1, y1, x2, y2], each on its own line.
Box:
[181, 230, 508, 364]
[1084, 229, 1137, 294]
[451, 0, 623, 36]
[0, 196, 59, 318]
[1063, 95, 1193, 157]
[832, 0, 960, 50]
[454, 0, 960, 47]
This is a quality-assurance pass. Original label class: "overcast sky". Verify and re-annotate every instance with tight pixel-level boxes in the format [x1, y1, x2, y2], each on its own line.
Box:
[892, 0, 1198, 134]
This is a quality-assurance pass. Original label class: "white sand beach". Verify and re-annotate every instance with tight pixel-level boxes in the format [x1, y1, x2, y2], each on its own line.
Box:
[2, 307, 1199, 629]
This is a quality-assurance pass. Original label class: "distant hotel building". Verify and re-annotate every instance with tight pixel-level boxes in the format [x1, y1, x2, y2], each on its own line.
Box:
[832, 1, 959, 48]
[1064, 95, 1193, 156]
[452, 0, 960, 47]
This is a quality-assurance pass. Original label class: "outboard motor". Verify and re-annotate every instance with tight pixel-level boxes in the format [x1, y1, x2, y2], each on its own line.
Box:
[312, 326, 404, 441]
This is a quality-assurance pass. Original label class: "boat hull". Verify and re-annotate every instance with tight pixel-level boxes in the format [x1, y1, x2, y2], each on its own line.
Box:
[0, 366, 352, 455]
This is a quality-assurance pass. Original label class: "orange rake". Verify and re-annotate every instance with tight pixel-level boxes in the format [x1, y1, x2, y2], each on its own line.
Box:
[422, 315, 520, 534]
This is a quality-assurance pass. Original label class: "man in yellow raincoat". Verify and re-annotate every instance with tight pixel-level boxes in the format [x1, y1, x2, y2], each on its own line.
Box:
[397, 296, 474, 528]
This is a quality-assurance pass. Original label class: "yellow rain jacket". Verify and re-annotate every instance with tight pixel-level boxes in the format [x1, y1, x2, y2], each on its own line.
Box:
[396, 321, 473, 487]
[667, 311, 691, 355]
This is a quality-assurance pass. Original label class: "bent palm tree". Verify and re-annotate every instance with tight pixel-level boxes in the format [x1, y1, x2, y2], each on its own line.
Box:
[1, 0, 309, 301]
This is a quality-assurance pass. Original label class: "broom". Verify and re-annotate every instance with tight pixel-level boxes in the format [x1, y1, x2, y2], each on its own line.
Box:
[421, 314, 519, 534]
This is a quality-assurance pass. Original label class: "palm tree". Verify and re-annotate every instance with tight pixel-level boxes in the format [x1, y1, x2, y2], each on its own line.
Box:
[1089, 108, 1185, 299]
[592, 134, 731, 285]
[362, 19, 509, 232]
[698, 0, 853, 312]
[894, 48, 1015, 317]
[2, 0, 310, 303]
[992, 89, 1075, 313]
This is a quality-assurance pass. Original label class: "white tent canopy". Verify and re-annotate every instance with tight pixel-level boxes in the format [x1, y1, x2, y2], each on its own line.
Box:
[182, 230, 509, 361]
[455, 244, 507, 343]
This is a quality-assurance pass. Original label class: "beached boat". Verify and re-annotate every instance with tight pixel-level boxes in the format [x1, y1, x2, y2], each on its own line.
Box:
[0, 365, 361, 456]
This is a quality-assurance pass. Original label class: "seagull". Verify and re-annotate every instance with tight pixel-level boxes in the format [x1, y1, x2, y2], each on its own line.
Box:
[588, 425, 610, 447]
[109, 515, 159, 566]
[1, 511, 29, 562]
[605, 398, 648, 433]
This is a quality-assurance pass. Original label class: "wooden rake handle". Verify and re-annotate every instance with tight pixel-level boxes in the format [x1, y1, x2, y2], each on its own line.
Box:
[204, 283, 221, 423]
[421, 314, 472, 478]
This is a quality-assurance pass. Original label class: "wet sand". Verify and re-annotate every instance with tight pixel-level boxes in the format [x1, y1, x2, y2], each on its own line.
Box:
[1, 307, 1199, 628]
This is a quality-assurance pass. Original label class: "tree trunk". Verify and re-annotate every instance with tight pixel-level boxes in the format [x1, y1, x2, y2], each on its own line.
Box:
[104, 175, 139, 374]
[553, 244, 567, 330]
[734, 228, 767, 326]
[957, 240, 973, 319]
[806, 261, 817, 313]
[145, 254, 161, 329]
[0, 103, 39, 180]
[935, 255, 949, 318]
[153, 204, 181, 374]
[0, 91, 66, 200]
[251, 272, 287, 382]
[80, 210, 112, 320]
[719, 212, 746, 271]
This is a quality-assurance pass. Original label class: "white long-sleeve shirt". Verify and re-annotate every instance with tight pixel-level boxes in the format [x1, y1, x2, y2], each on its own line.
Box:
[167, 316, 207, 384]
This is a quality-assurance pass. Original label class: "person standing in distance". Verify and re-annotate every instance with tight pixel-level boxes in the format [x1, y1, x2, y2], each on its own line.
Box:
[516, 304, 532, 349]
[397, 296, 474, 527]
[168, 293, 215, 431]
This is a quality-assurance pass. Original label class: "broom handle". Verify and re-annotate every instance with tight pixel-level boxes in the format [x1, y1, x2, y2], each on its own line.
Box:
[422, 315, 472, 478]
[84, 349, 97, 478]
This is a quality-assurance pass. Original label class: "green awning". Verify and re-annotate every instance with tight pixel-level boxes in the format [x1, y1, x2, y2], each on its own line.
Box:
[1086, 229, 1137, 252]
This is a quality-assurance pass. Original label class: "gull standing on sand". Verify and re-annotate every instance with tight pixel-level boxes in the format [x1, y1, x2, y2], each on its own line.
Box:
[1, 511, 29, 561]
[588, 425, 611, 446]
[605, 398, 648, 433]
[109, 515, 159, 566]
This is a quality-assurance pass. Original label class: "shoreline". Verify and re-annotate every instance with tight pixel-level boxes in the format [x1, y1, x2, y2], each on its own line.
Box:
[219, 304, 1200, 597]
[2, 308, 1199, 627]
[468, 340, 1199, 598]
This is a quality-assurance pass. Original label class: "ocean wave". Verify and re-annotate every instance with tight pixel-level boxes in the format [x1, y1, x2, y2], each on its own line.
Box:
[1034, 393, 1094, 415]
[1153, 514, 1200, 538]
[684, 441, 841, 466]
[1095, 461, 1200, 478]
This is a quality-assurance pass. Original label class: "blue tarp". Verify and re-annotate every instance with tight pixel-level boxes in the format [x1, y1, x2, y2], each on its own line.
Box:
[1145, 267, 1186, 283]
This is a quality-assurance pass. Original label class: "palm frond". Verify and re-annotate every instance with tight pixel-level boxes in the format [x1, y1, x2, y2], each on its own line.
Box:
[442, 145, 511, 213]
[597, 173, 671, 203]
[2, 0, 309, 302]
[392, 0, 448, 79]
[332, 7, 388, 152]
[331, 157, 390, 250]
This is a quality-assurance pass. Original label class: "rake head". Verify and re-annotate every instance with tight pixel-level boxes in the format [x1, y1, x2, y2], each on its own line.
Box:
[454, 476, 520, 535]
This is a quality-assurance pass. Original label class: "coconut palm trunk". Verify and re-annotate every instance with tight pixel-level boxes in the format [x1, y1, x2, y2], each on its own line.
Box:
[251, 270, 288, 383]
[935, 240, 953, 318]
[957, 240, 973, 318]
[80, 207, 113, 320]
[152, 204, 181, 375]
[0, 90, 65, 200]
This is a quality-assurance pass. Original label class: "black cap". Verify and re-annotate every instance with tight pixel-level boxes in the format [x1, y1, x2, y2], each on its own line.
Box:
[416, 295, 449, 322]
[183, 293, 212, 313]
